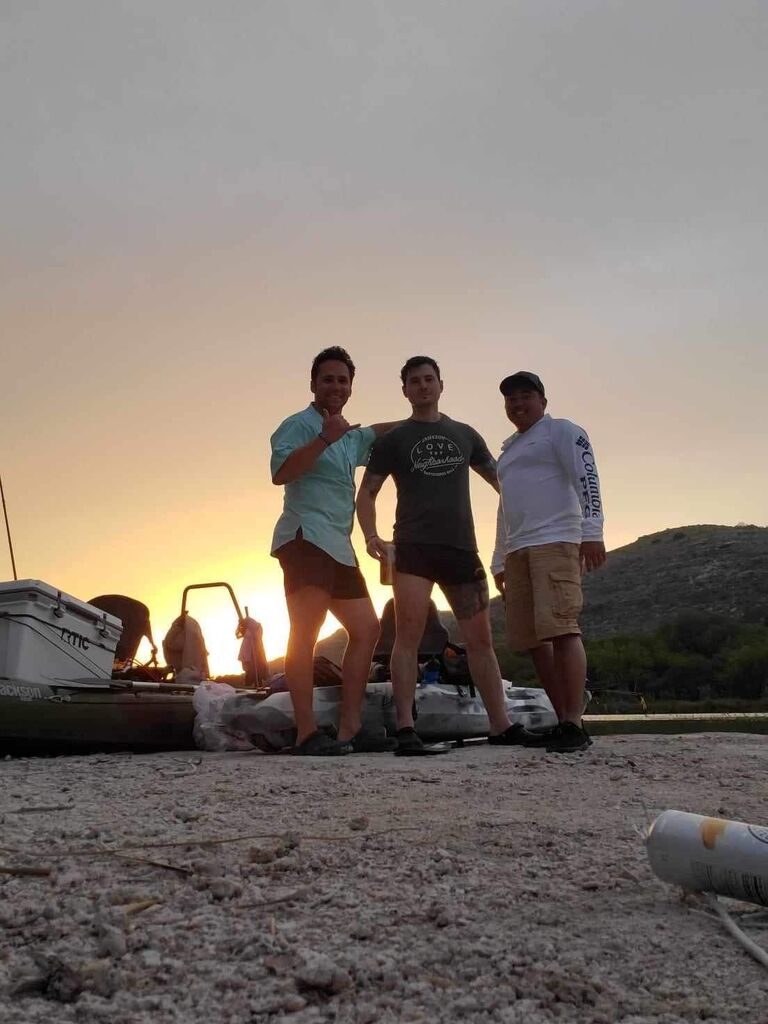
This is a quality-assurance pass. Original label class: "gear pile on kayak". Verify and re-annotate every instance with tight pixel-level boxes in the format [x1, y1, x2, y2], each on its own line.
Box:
[193, 678, 557, 753]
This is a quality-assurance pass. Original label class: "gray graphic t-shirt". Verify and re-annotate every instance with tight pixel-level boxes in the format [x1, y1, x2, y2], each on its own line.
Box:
[367, 415, 492, 550]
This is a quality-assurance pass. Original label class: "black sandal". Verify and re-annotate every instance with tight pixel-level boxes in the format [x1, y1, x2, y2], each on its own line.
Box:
[348, 727, 398, 753]
[290, 730, 352, 756]
[394, 727, 452, 757]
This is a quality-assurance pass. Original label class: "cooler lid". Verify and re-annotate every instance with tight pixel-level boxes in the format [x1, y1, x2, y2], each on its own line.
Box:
[0, 579, 123, 630]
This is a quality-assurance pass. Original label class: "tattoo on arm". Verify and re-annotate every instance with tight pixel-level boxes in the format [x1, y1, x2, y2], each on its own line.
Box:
[361, 470, 386, 497]
[472, 458, 499, 490]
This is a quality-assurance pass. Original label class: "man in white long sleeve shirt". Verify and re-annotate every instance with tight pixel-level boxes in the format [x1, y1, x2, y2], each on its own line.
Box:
[491, 371, 606, 753]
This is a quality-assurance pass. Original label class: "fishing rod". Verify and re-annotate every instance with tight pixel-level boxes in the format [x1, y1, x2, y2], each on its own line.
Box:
[0, 471, 18, 580]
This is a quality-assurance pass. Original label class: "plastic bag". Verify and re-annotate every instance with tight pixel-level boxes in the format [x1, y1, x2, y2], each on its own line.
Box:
[502, 682, 558, 734]
[222, 684, 398, 753]
[192, 681, 256, 751]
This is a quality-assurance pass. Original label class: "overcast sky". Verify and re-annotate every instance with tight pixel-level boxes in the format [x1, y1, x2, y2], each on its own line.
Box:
[2, 1, 766, 667]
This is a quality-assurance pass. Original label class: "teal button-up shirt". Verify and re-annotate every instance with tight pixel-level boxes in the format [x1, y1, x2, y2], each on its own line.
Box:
[270, 405, 375, 566]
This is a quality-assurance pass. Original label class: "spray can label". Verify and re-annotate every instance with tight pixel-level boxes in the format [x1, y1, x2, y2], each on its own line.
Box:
[647, 810, 768, 907]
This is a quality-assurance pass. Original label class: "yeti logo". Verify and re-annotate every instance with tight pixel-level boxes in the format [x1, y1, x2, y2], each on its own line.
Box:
[410, 435, 465, 477]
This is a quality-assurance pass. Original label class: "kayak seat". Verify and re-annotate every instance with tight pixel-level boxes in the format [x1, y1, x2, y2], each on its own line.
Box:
[373, 598, 449, 662]
[372, 599, 474, 694]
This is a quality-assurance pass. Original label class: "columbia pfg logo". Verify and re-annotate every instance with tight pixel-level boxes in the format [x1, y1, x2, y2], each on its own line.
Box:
[575, 435, 590, 450]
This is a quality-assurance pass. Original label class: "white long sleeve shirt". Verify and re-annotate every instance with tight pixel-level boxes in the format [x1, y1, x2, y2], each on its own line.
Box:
[491, 414, 604, 574]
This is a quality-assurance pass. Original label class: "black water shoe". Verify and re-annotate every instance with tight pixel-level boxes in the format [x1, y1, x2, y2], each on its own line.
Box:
[545, 722, 590, 753]
[290, 730, 352, 756]
[521, 726, 559, 748]
[348, 727, 398, 753]
[487, 723, 529, 746]
[394, 727, 451, 757]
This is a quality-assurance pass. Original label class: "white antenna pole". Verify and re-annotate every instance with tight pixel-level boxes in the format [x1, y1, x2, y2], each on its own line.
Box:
[0, 472, 18, 580]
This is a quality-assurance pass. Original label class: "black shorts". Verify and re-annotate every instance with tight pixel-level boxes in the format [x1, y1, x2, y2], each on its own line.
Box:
[395, 543, 487, 587]
[275, 536, 369, 601]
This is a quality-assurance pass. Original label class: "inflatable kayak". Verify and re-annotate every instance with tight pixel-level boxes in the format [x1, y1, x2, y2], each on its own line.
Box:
[196, 679, 558, 752]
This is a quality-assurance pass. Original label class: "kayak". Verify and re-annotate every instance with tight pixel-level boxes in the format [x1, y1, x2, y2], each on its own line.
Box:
[197, 679, 558, 752]
[0, 675, 200, 754]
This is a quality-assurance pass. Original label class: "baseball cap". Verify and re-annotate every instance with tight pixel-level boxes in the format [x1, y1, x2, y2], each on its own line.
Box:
[499, 371, 545, 396]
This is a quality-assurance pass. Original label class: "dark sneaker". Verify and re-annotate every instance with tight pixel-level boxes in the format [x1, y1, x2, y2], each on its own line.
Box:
[395, 727, 425, 754]
[521, 726, 560, 748]
[290, 730, 352, 756]
[394, 727, 451, 757]
[348, 727, 398, 753]
[545, 721, 590, 753]
[487, 723, 529, 746]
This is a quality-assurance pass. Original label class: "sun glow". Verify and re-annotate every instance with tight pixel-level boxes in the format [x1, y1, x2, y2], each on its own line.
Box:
[137, 582, 356, 678]
[65, 528, 432, 679]
[140, 586, 285, 677]
[183, 575, 450, 678]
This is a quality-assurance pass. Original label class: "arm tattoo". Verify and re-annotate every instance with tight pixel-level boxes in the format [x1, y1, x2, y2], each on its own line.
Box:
[361, 470, 386, 497]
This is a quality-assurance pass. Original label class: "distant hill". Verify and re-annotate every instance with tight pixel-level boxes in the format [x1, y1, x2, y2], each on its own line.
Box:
[579, 524, 768, 638]
[314, 525, 768, 664]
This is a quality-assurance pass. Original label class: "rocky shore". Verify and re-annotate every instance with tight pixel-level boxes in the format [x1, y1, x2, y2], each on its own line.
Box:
[1, 733, 766, 1023]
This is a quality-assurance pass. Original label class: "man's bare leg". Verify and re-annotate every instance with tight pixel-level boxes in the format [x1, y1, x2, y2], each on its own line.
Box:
[329, 596, 381, 741]
[552, 633, 587, 724]
[390, 573, 434, 730]
[528, 642, 568, 721]
[284, 586, 330, 744]
[445, 581, 511, 735]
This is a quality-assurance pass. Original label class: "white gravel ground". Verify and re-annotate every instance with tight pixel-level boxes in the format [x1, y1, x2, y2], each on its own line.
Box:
[1, 733, 767, 1024]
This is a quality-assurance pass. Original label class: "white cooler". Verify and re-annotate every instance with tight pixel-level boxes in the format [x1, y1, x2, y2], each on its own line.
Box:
[0, 580, 122, 682]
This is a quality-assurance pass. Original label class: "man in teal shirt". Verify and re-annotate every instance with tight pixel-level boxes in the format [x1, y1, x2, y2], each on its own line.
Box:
[271, 346, 398, 755]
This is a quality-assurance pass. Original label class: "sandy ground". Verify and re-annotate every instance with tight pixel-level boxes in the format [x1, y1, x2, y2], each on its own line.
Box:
[1, 733, 767, 1024]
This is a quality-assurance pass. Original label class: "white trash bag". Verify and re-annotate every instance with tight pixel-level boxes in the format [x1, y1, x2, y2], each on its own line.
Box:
[213, 678, 557, 750]
[192, 681, 256, 751]
[219, 683, 397, 752]
[413, 681, 556, 740]
[503, 682, 558, 735]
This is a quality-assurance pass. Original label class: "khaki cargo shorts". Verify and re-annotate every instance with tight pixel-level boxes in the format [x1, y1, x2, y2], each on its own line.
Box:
[504, 542, 583, 651]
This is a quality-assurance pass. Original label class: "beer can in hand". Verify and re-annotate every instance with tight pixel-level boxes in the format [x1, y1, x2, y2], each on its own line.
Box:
[380, 543, 396, 586]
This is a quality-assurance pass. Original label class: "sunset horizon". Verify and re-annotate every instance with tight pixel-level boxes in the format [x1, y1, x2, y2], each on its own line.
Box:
[3, 2, 766, 675]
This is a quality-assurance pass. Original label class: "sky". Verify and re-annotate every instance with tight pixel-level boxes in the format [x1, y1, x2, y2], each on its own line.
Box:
[2, 1, 767, 673]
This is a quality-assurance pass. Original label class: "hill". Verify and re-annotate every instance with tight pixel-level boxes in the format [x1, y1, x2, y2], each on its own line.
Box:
[579, 523, 768, 638]
[315, 525, 768, 663]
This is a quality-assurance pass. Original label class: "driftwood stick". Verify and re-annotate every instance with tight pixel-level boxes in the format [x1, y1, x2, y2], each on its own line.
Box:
[234, 887, 311, 911]
[108, 825, 421, 851]
[0, 825, 420, 860]
[121, 898, 161, 916]
[112, 853, 192, 876]
[0, 864, 53, 877]
[11, 804, 74, 815]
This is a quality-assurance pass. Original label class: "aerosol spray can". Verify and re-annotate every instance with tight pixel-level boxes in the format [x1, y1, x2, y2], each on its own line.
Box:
[380, 543, 396, 586]
[646, 809, 768, 907]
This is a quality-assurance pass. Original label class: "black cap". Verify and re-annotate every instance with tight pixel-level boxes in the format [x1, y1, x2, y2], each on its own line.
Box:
[499, 371, 545, 396]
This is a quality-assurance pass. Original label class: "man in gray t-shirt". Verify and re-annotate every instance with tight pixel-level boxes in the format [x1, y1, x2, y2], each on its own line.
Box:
[356, 356, 524, 754]
[366, 417, 490, 551]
